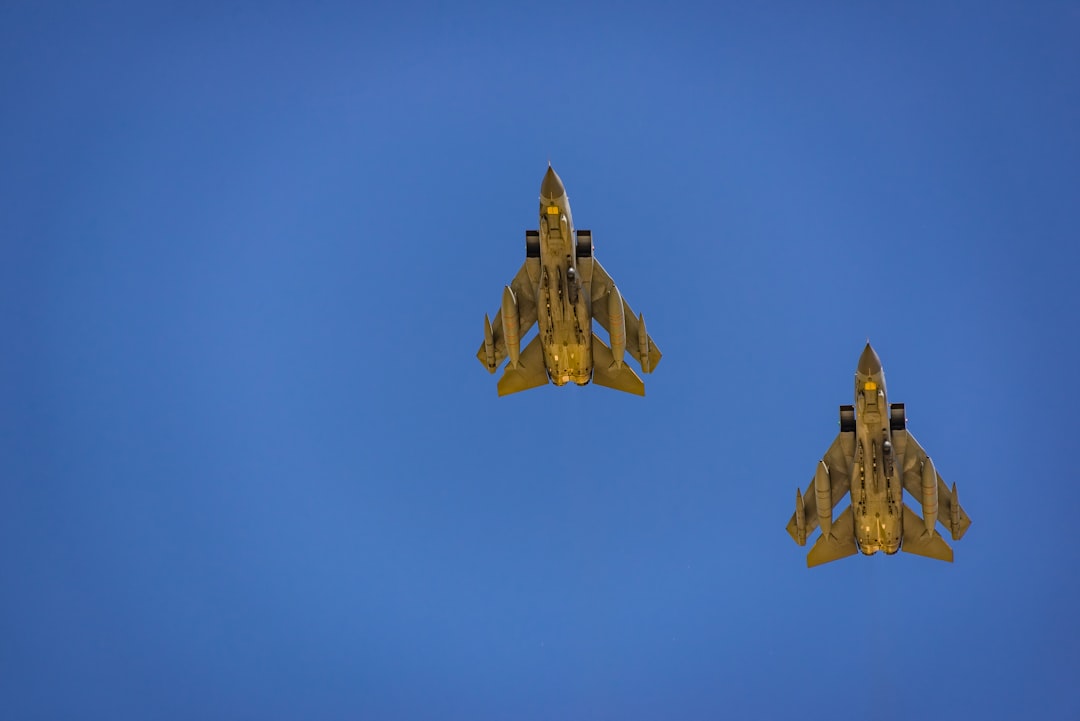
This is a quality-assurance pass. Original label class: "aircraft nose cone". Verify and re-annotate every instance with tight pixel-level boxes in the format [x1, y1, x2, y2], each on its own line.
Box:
[540, 165, 566, 200]
[857, 343, 883, 375]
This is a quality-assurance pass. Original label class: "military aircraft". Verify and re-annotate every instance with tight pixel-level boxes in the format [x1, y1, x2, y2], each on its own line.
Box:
[477, 166, 661, 396]
[786, 343, 971, 566]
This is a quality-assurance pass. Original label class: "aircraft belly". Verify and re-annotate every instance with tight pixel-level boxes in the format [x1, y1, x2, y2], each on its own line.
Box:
[853, 436, 901, 555]
[854, 496, 901, 555]
[544, 320, 590, 386]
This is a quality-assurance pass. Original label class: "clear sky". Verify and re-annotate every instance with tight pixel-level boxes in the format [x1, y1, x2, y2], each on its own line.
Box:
[2, 2, 1078, 719]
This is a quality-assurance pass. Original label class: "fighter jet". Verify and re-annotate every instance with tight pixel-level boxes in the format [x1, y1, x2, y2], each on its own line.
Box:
[476, 166, 661, 396]
[786, 343, 971, 566]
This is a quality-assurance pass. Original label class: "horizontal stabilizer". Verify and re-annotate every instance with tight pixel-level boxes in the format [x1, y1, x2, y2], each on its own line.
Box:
[901, 504, 954, 562]
[591, 333, 645, 396]
[806, 506, 858, 567]
[497, 335, 548, 396]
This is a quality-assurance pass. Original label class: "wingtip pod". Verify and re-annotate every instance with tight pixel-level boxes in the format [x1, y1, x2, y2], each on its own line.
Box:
[950, 482, 962, 541]
[482, 314, 497, 372]
[637, 313, 651, 373]
[794, 488, 806, 546]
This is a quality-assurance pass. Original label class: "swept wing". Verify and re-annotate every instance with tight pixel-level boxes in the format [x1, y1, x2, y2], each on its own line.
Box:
[896, 429, 972, 540]
[476, 259, 539, 372]
[786, 431, 856, 544]
[589, 258, 662, 372]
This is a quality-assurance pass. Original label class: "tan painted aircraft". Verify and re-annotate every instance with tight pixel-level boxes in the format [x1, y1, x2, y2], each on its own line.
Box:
[477, 166, 661, 396]
[787, 344, 971, 566]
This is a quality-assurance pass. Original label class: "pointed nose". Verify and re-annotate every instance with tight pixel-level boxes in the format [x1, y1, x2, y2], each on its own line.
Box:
[540, 165, 565, 200]
[857, 343, 882, 375]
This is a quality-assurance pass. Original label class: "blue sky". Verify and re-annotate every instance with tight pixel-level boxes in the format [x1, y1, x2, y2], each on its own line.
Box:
[2, 2, 1078, 719]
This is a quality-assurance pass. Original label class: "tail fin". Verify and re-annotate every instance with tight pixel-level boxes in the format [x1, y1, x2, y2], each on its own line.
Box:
[591, 333, 645, 396]
[807, 506, 858, 567]
[497, 336, 548, 396]
[901, 504, 954, 562]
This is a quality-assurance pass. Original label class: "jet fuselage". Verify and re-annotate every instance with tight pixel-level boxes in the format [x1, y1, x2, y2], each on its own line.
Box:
[851, 345, 901, 555]
[536, 167, 592, 386]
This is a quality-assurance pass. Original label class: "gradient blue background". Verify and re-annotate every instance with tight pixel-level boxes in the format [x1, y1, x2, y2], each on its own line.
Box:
[3, 3, 1078, 719]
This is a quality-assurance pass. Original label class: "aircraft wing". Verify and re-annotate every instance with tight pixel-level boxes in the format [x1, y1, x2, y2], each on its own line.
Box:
[897, 430, 972, 540]
[476, 260, 538, 372]
[786, 431, 856, 544]
[589, 258, 662, 372]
